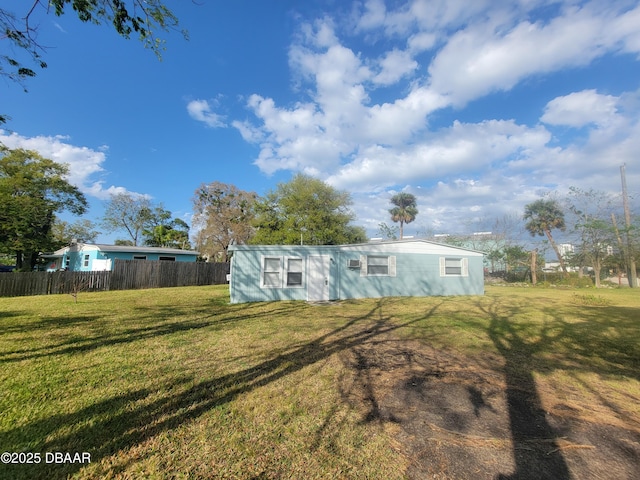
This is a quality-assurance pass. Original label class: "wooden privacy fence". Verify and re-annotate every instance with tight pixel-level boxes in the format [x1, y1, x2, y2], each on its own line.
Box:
[110, 260, 229, 291]
[0, 260, 230, 298]
[0, 271, 110, 297]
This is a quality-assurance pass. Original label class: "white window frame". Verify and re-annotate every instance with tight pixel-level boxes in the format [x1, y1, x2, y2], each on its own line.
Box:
[133, 255, 147, 260]
[83, 254, 90, 268]
[261, 256, 282, 288]
[285, 257, 304, 288]
[261, 256, 305, 288]
[439, 257, 469, 277]
[159, 256, 176, 261]
[360, 255, 396, 277]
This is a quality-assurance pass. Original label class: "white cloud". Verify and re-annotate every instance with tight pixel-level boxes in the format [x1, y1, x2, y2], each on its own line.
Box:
[607, 3, 640, 55]
[290, 43, 371, 109]
[326, 119, 551, 191]
[429, 12, 588, 104]
[187, 99, 226, 128]
[407, 31, 437, 53]
[408, 0, 497, 37]
[53, 22, 66, 33]
[0, 131, 133, 200]
[536, 89, 640, 186]
[355, 0, 387, 32]
[350, 174, 530, 238]
[237, 17, 448, 175]
[298, 16, 340, 48]
[373, 48, 418, 85]
[232, 0, 640, 236]
[231, 120, 264, 143]
[362, 87, 448, 144]
[541, 89, 619, 128]
[427, 2, 640, 106]
[357, 0, 495, 38]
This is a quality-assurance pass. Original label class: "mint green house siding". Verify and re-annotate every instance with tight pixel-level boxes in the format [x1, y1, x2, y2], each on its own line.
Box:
[228, 245, 338, 303]
[228, 240, 484, 304]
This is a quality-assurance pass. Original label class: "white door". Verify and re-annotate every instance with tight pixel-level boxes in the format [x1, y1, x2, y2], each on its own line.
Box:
[307, 255, 330, 301]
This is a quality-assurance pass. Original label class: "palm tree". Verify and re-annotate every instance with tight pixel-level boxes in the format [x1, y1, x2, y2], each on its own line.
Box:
[523, 198, 568, 274]
[389, 193, 418, 239]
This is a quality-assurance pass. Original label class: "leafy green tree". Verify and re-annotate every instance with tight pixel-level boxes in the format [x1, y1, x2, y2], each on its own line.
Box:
[143, 218, 191, 249]
[503, 245, 531, 273]
[192, 182, 256, 261]
[103, 196, 188, 249]
[389, 192, 418, 239]
[0, 147, 87, 269]
[114, 239, 134, 246]
[486, 248, 505, 273]
[612, 211, 640, 287]
[0, 1, 185, 122]
[251, 174, 366, 245]
[496, 244, 541, 283]
[102, 192, 158, 246]
[51, 219, 101, 246]
[343, 225, 368, 244]
[602, 248, 627, 284]
[523, 198, 568, 274]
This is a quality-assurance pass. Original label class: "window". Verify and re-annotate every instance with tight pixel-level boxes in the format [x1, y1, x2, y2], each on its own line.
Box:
[261, 256, 305, 288]
[262, 257, 282, 287]
[83, 254, 90, 267]
[159, 256, 176, 261]
[445, 258, 462, 275]
[133, 255, 147, 260]
[360, 255, 396, 277]
[286, 258, 303, 286]
[367, 255, 389, 275]
[440, 257, 468, 276]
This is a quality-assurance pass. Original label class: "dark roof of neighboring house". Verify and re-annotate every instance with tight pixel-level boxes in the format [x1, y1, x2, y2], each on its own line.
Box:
[92, 244, 199, 255]
[46, 244, 199, 256]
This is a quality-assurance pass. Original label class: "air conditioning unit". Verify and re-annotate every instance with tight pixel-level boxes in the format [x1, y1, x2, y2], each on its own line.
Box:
[348, 259, 361, 268]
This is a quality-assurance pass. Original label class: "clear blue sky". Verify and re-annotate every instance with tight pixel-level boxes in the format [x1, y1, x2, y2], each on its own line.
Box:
[2, 0, 639, 244]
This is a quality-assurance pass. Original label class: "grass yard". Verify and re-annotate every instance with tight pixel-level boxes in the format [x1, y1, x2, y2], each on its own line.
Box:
[0, 285, 638, 479]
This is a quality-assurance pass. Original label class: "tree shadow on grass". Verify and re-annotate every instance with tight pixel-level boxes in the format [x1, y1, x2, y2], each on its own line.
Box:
[474, 296, 640, 480]
[536, 303, 640, 381]
[0, 301, 301, 363]
[302, 293, 639, 480]
[484, 303, 572, 480]
[0, 298, 441, 480]
[0, 310, 22, 322]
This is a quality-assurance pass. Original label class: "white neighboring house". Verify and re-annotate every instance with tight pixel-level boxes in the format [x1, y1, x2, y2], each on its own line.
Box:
[559, 244, 574, 257]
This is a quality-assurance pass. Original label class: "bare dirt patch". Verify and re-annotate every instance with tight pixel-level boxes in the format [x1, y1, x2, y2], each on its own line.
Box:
[338, 336, 640, 480]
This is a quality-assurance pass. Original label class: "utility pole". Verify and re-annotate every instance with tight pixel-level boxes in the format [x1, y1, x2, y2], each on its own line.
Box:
[530, 249, 537, 285]
[620, 164, 637, 287]
[612, 213, 625, 285]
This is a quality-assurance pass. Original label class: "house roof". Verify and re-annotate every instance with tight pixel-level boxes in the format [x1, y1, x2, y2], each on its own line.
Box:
[50, 243, 199, 256]
[228, 238, 484, 255]
[92, 244, 199, 255]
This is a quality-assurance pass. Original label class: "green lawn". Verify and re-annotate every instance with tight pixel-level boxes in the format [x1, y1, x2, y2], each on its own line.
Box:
[0, 285, 638, 479]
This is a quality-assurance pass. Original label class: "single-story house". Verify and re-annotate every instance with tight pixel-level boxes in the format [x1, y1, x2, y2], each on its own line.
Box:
[228, 239, 484, 304]
[42, 243, 200, 272]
